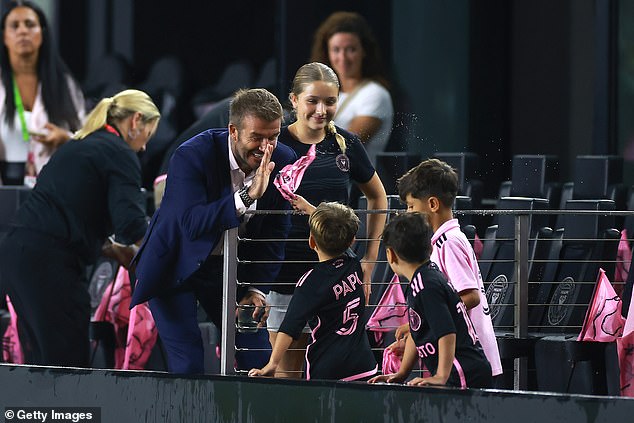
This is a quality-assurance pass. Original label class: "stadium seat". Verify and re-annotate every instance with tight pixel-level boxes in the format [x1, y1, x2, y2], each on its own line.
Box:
[374, 152, 421, 195]
[433, 152, 483, 209]
[530, 199, 620, 333]
[480, 197, 551, 331]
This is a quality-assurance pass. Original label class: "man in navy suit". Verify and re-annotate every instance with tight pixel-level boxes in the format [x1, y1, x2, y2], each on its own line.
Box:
[130, 88, 297, 374]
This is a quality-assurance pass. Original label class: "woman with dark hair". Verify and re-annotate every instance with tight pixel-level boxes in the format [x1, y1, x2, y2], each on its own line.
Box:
[0, 0, 85, 185]
[311, 11, 393, 165]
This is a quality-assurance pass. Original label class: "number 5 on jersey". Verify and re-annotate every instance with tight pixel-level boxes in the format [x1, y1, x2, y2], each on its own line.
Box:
[337, 297, 361, 336]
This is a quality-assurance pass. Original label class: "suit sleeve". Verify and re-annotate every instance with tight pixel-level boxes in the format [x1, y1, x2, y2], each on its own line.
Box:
[166, 144, 240, 241]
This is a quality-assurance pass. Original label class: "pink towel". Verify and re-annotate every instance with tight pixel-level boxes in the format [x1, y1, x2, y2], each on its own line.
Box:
[382, 346, 402, 375]
[578, 268, 624, 342]
[274, 144, 316, 201]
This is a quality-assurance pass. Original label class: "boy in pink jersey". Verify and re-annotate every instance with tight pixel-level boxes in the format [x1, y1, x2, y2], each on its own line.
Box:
[393, 158, 502, 378]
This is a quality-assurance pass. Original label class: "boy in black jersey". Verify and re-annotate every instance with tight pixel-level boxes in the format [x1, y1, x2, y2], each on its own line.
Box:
[369, 213, 492, 388]
[249, 202, 377, 380]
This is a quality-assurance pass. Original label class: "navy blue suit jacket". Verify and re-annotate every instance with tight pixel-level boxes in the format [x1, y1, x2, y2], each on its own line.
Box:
[130, 129, 297, 306]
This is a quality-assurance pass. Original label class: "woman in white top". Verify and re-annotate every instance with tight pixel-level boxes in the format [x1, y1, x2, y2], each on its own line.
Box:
[311, 11, 393, 165]
[0, 1, 85, 186]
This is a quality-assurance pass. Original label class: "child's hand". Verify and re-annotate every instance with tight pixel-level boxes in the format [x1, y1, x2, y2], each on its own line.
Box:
[368, 373, 405, 384]
[360, 261, 375, 305]
[387, 338, 406, 356]
[248, 363, 276, 377]
[395, 323, 410, 341]
[407, 374, 448, 387]
[290, 195, 316, 214]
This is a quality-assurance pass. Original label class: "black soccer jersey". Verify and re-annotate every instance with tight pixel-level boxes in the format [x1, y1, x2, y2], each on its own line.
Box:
[273, 126, 375, 294]
[279, 253, 377, 381]
[407, 261, 492, 388]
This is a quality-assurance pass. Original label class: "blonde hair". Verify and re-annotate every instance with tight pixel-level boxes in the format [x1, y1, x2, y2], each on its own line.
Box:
[309, 201, 359, 256]
[290, 62, 347, 154]
[328, 120, 347, 154]
[74, 89, 160, 139]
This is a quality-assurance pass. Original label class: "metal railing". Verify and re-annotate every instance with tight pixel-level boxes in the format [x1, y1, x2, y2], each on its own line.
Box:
[219, 207, 633, 389]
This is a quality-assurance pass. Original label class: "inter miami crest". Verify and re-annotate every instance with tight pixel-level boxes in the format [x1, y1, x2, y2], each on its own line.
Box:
[336, 153, 350, 172]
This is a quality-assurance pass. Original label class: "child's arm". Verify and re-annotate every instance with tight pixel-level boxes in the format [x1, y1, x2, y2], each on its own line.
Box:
[408, 333, 456, 386]
[368, 335, 418, 384]
[248, 332, 294, 377]
[291, 195, 316, 215]
[459, 289, 480, 310]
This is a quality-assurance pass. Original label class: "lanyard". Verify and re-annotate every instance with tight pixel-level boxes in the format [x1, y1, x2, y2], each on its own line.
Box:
[104, 124, 121, 137]
[12, 75, 29, 142]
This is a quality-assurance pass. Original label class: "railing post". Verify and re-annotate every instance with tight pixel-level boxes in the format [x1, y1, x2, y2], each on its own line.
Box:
[221, 227, 238, 375]
[514, 213, 530, 389]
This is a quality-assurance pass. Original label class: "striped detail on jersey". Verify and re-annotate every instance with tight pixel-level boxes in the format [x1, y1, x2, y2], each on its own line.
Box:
[341, 364, 378, 381]
[434, 233, 448, 249]
[410, 273, 425, 297]
[305, 316, 322, 381]
[453, 358, 467, 389]
[296, 269, 314, 287]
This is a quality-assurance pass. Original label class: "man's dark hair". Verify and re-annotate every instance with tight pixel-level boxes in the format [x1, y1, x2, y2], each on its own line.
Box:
[397, 158, 459, 208]
[229, 88, 283, 129]
[382, 212, 432, 264]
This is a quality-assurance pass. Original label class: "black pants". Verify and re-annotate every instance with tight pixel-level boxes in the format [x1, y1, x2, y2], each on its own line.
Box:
[0, 228, 90, 367]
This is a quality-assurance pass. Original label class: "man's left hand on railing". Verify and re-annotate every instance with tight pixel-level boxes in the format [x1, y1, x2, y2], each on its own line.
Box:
[239, 290, 269, 327]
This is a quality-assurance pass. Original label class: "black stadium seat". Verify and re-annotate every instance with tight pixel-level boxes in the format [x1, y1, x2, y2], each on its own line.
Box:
[530, 199, 620, 333]
[480, 197, 551, 331]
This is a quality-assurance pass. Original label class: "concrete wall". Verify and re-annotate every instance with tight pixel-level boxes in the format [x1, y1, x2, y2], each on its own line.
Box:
[0, 364, 632, 422]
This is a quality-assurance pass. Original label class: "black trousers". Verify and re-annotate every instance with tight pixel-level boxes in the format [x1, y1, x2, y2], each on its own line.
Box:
[0, 228, 90, 367]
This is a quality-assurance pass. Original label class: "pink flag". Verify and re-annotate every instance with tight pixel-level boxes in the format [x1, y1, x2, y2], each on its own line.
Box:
[615, 229, 632, 296]
[274, 144, 316, 201]
[123, 303, 157, 370]
[618, 287, 634, 397]
[1, 296, 23, 364]
[367, 273, 408, 332]
[474, 233, 484, 260]
[93, 266, 156, 369]
[578, 268, 624, 342]
[93, 266, 131, 367]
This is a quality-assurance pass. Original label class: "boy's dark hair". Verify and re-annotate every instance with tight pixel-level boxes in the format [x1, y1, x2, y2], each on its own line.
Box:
[309, 202, 360, 257]
[397, 158, 459, 208]
[382, 212, 432, 263]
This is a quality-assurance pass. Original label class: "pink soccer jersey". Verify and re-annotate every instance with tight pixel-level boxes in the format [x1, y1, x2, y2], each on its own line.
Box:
[430, 218, 503, 376]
